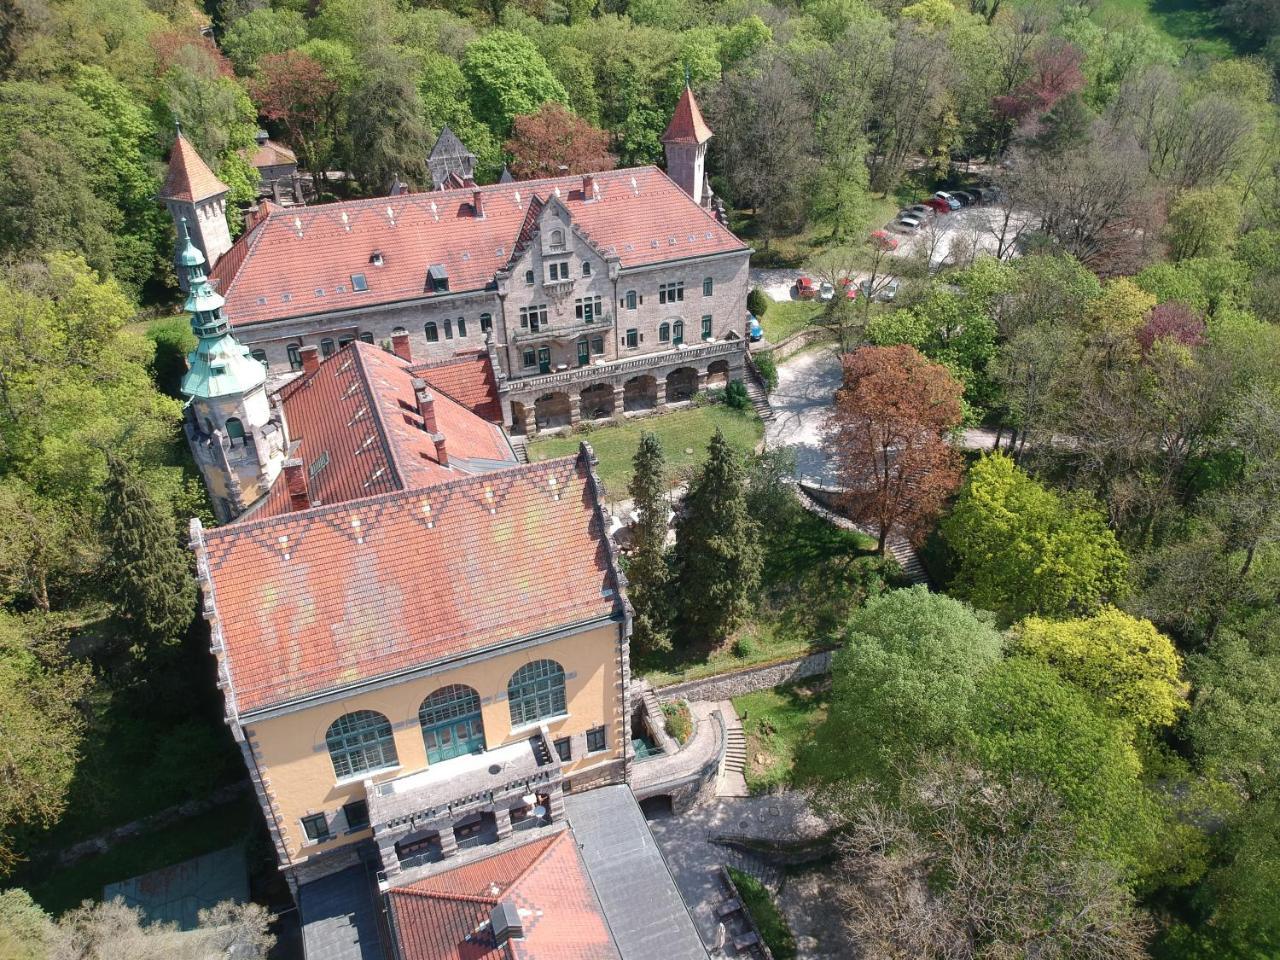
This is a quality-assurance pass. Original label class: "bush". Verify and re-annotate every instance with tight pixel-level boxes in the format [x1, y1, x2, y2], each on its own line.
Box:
[753, 353, 778, 393]
[146, 316, 196, 400]
[727, 867, 797, 960]
[725, 379, 750, 409]
[662, 700, 693, 744]
[748, 286, 770, 317]
[733, 634, 761, 658]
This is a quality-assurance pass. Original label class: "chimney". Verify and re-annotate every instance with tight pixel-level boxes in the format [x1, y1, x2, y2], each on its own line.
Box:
[391, 331, 412, 363]
[300, 345, 320, 375]
[432, 432, 448, 467]
[582, 173, 595, 199]
[491, 902, 523, 946]
[472, 189, 484, 218]
[411, 378, 438, 434]
[283, 458, 309, 511]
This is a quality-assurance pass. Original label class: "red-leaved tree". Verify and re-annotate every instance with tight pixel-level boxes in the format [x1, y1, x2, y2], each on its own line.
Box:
[504, 103, 616, 180]
[250, 51, 339, 175]
[1137, 302, 1207, 354]
[993, 41, 1084, 126]
[825, 345, 964, 553]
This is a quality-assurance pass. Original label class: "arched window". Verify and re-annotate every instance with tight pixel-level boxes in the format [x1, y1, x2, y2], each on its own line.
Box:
[703, 277, 713, 297]
[457, 317, 467, 338]
[250, 349, 267, 366]
[550, 229, 565, 250]
[507, 660, 567, 727]
[320, 338, 335, 357]
[287, 344, 302, 371]
[419, 685, 485, 763]
[325, 710, 398, 780]
[359, 332, 375, 344]
[392, 326, 407, 336]
[225, 417, 245, 441]
[480, 313, 493, 334]
[672, 320, 684, 345]
[338, 335, 355, 348]
[425, 321, 439, 342]
[625, 290, 637, 310]
[658, 322, 670, 343]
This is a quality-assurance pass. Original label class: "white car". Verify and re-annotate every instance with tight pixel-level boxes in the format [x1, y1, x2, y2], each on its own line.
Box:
[818, 281, 835, 302]
[933, 191, 961, 211]
[895, 215, 922, 232]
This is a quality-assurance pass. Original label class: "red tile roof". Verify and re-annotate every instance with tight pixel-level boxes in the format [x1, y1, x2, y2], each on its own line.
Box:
[251, 342, 513, 519]
[248, 139, 297, 168]
[661, 87, 713, 146]
[390, 832, 619, 960]
[208, 166, 745, 328]
[409, 351, 503, 423]
[199, 453, 619, 715]
[160, 133, 229, 203]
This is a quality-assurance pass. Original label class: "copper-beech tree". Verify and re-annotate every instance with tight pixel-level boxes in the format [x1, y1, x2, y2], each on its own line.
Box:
[825, 345, 964, 553]
[504, 103, 615, 180]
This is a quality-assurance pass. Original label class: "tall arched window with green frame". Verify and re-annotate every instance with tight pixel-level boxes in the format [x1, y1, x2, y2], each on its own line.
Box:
[325, 710, 398, 780]
[507, 660, 567, 727]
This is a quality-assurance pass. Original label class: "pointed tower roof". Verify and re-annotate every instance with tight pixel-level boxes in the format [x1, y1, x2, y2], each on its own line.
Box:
[177, 220, 266, 401]
[498, 164, 515, 184]
[662, 85, 713, 146]
[429, 125, 474, 162]
[160, 132, 230, 204]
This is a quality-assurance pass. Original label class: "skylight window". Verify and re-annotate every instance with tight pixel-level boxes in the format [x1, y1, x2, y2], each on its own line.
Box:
[281, 292, 293, 302]
[308, 451, 330, 479]
[351, 274, 369, 292]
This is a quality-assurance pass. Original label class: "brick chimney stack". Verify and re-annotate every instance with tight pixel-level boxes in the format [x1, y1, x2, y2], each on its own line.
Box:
[411, 378, 438, 434]
[582, 174, 595, 199]
[283, 458, 309, 511]
[432, 432, 449, 467]
[391, 331, 412, 363]
[473, 189, 484, 218]
[300, 345, 320, 375]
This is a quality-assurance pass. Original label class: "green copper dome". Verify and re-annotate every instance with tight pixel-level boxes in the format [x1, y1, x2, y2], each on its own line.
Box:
[178, 219, 268, 400]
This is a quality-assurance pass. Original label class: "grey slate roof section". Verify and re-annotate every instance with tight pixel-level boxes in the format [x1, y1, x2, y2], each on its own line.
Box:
[564, 785, 709, 960]
[298, 863, 386, 960]
[429, 125, 473, 161]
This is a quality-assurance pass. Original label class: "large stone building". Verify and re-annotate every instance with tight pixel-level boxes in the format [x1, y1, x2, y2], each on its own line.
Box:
[161, 86, 750, 439]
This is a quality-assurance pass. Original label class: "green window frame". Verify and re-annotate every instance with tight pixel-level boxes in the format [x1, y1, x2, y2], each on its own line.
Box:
[625, 329, 638, 348]
[325, 710, 398, 780]
[586, 725, 606, 753]
[480, 313, 493, 333]
[659, 322, 670, 343]
[702, 315, 713, 340]
[507, 659, 567, 727]
[225, 417, 245, 441]
[287, 344, 302, 371]
[703, 277, 713, 297]
[343, 800, 369, 830]
[554, 736, 571, 762]
[457, 317, 467, 338]
[302, 813, 330, 841]
[625, 290, 637, 310]
[320, 338, 335, 357]
[425, 321, 439, 342]
[419, 684, 485, 763]
[359, 332, 375, 344]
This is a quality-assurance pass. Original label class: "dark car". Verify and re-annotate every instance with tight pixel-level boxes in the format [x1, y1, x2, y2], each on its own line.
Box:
[950, 190, 976, 206]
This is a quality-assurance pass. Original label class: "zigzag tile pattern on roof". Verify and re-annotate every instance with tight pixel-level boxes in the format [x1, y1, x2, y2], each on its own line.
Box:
[202, 456, 617, 714]
[409, 351, 503, 423]
[389, 831, 619, 960]
[208, 166, 745, 328]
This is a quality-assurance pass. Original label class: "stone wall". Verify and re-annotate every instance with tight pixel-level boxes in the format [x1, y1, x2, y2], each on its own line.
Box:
[759, 326, 832, 363]
[655, 649, 836, 704]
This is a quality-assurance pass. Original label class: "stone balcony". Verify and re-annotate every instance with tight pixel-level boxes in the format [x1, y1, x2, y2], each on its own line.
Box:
[511, 313, 615, 344]
[508, 338, 743, 393]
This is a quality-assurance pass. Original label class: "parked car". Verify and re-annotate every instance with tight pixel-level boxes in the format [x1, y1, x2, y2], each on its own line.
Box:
[818, 281, 835, 302]
[748, 315, 764, 341]
[950, 190, 976, 206]
[924, 196, 951, 214]
[870, 229, 900, 250]
[877, 278, 901, 302]
[906, 204, 933, 218]
[839, 278, 861, 300]
[897, 214, 922, 230]
[795, 276, 817, 300]
[933, 191, 961, 211]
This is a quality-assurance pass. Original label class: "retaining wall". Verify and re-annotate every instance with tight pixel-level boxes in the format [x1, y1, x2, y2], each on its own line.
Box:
[655, 649, 836, 704]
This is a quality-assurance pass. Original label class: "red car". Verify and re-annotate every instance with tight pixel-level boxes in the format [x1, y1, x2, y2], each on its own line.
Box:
[870, 229, 900, 251]
[924, 196, 951, 214]
[838, 278, 861, 300]
[795, 276, 817, 300]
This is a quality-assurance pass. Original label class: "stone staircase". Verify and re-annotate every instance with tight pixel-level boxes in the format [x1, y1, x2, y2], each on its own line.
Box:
[743, 364, 775, 423]
[507, 433, 530, 464]
[885, 532, 930, 587]
[717, 842, 785, 896]
[719, 707, 749, 798]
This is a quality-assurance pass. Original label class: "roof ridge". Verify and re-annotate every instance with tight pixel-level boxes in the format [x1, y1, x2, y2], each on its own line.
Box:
[393, 887, 499, 906]
[504, 832, 568, 891]
[351, 342, 412, 490]
[205, 453, 584, 539]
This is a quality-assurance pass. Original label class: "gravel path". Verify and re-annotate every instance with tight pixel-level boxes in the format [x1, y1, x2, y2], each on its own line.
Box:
[764, 346, 843, 485]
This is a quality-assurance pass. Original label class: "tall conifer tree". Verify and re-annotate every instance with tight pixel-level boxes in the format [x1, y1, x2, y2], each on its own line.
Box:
[627, 432, 671, 657]
[100, 454, 195, 656]
[672, 429, 762, 647]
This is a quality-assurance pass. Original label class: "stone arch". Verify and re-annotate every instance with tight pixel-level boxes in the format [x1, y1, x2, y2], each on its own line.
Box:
[510, 401, 528, 435]
[666, 367, 698, 403]
[623, 375, 658, 413]
[534, 392, 571, 430]
[707, 359, 730, 388]
[579, 382, 615, 420]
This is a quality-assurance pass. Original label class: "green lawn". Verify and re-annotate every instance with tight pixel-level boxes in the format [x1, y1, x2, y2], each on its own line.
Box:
[757, 300, 824, 343]
[733, 681, 831, 794]
[727, 867, 798, 960]
[24, 795, 261, 915]
[526, 404, 763, 496]
[1012, 0, 1235, 59]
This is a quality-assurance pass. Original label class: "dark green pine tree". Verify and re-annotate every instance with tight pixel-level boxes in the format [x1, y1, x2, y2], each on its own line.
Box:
[627, 432, 672, 657]
[100, 454, 196, 657]
[672, 429, 763, 648]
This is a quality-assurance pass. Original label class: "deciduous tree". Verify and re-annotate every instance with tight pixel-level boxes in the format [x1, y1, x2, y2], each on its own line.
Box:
[250, 50, 339, 175]
[824, 345, 964, 552]
[504, 102, 615, 179]
[462, 30, 567, 137]
[672, 429, 762, 647]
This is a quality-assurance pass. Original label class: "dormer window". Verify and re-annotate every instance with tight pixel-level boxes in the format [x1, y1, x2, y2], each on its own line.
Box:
[351, 274, 368, 292]
[427, 264, 449, 293]
[550, 229, 565, 251]
[370, 251, 385, 267]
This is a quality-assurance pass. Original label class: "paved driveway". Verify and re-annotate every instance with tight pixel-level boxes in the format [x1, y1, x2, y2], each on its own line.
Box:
[765, 347, 842, 485]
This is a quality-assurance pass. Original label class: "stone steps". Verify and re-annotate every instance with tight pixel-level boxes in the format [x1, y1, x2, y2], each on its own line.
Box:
[743, 364, 776, 423]
[885, 533, 930, 587]
[507, 433, 530, 464]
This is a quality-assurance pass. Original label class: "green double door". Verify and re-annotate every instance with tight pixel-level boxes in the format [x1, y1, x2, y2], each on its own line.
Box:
[422, 713, 485, 763]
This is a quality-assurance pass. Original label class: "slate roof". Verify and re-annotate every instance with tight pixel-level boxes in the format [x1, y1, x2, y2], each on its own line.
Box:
[661, 87, 713, 146]
[198, 451, 620, 716]
[563, 786, 709, 960]
[160, 133, 230, 203]
[408, 351, 503, 423]
[207, 166, 746, 328]
[430, 125, 475, 162]
[298, 863, 386, 960]
[389, 830, 619, 960]
[251, 341, 513, 518]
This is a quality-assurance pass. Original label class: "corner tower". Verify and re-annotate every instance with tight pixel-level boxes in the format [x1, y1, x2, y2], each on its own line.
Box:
[159, 129, 233, 290]
[178, 222, 286, 522]
[661, 83, 714, 208]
